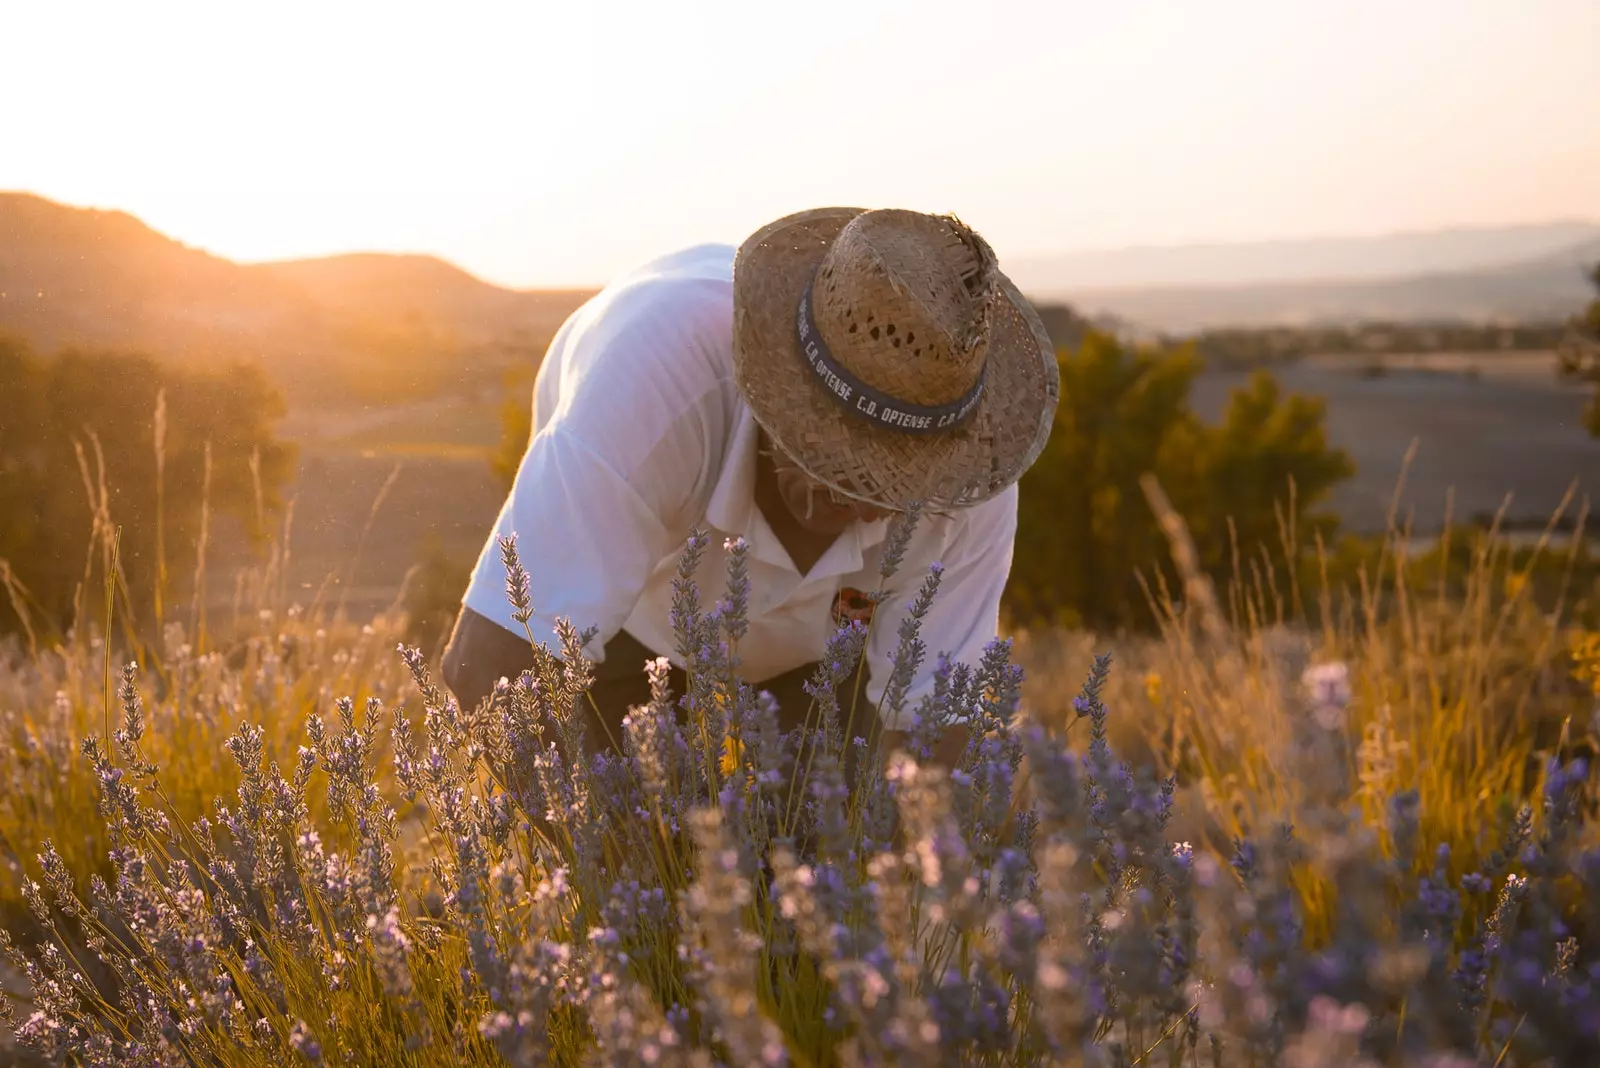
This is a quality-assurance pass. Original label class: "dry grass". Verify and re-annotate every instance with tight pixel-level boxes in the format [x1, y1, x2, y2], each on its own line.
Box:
[1010, 474, 1599, 953]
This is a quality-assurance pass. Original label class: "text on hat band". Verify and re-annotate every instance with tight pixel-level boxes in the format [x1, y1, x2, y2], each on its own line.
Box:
[795, 271, 985, 435]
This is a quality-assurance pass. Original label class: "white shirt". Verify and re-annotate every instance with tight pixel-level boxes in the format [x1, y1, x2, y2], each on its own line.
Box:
[460, 242, 1018, 728]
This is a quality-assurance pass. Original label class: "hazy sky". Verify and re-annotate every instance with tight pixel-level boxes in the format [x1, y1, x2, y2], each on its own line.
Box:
[5, 0, 1598, 288]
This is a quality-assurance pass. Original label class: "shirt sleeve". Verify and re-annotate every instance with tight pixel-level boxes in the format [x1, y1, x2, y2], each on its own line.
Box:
[461, 427, 682, 660]
[864, 483, 1018, 730]
[460, 275, 730, 661]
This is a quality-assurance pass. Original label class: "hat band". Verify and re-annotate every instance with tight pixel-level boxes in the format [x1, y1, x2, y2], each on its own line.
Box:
[797, 271, 984, 436]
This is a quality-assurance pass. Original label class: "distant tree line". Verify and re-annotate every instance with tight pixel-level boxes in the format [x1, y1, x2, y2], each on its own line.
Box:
[1557, 262, 1600, 437]
[1169, 320, 1572, 372]
[0, 335, 293, 647]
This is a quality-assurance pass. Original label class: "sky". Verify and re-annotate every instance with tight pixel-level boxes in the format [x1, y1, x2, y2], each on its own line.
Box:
[4, 0, 1599, 289]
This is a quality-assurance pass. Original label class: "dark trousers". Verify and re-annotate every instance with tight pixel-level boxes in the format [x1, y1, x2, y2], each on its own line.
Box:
[441, 606, 881, 785]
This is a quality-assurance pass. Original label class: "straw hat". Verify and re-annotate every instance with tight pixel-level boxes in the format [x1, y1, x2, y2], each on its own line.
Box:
[732, 207, 1060, 511]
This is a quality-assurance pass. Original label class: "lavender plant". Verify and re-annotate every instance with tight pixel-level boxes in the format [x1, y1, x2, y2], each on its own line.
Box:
[1, 523, 1597, 1067]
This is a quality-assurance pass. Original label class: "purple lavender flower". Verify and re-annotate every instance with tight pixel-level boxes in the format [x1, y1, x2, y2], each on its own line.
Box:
[498, 533, 535, 625]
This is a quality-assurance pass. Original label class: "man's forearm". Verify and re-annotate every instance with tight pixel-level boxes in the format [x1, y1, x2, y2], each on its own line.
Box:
[880, 723, 970, 772]
[442, 605, 973, 773]
[440, 605, 538, 713]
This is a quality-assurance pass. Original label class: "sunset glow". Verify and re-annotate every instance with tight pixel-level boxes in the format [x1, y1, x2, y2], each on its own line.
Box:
[5, 0, 1599, 288]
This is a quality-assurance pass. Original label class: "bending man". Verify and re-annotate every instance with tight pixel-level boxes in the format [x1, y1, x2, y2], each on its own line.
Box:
[441, 207, 1059, 769]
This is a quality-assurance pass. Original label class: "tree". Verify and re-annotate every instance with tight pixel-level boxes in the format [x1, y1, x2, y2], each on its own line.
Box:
[0, 335, 295, 642]
[1005, 331, 1209, 631]
[1556, 261, 1600, 437]
[1004, 330, 1355, 634]
[1168, 369, 1355, 583]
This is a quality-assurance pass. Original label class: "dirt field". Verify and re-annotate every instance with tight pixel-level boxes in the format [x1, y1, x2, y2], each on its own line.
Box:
[1188, 351, 1598, 535]
[205, 395, 510, 623]
[204, 352, 1600, 624]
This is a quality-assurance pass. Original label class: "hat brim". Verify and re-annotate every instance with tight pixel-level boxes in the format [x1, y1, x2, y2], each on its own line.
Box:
[732, 207, 1061, 511]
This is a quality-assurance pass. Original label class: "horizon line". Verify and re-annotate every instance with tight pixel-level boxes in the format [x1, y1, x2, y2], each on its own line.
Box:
[5, 187, 1598, 294]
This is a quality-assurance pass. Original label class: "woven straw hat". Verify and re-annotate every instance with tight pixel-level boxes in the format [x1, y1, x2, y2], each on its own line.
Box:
[732, 207, 1060, 511]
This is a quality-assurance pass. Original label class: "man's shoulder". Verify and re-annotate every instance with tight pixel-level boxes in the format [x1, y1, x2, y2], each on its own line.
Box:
[586, 243, 737, 326]
[948, 482, 1019, 528]
[922, 482, 1019, 550]
[626, 242, 737, 282]
[545, 244, 733, 381]
[539, 243, 742, 443]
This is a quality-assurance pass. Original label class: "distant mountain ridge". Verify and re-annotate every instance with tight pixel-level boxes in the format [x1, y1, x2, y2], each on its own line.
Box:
[1055, 239, 1600, 334]
[1007, 220, 1600, 291]
[1006, 220, 1600, 333]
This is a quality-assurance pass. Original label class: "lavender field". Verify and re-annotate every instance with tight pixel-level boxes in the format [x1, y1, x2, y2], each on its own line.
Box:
[2, 489, 1598, 1066]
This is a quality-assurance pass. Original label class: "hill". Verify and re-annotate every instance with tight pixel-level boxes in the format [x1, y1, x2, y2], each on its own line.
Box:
[0, 192, 595, 407]
[252, 252, 589, 350]
[0, 192, 319, 364]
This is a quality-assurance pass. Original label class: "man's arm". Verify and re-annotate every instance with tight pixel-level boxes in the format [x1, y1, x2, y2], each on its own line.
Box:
[442, 405, 713, 710]
[441, 603, 540, 714]
[441, 274, 733, 711]
[878, 721, 974, 773]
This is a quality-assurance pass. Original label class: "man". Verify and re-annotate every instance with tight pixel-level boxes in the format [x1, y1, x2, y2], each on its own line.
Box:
[441, 206, 1059, 767]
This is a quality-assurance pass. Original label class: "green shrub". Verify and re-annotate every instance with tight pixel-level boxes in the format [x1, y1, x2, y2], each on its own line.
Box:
[1004, 331, 1354, 634]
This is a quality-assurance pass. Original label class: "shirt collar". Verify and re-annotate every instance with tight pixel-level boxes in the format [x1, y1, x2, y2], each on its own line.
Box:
[706, 403, 889, 579]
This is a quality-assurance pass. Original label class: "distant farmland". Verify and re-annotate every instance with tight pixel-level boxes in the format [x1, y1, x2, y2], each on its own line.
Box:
[1189, 352, 1599, 535]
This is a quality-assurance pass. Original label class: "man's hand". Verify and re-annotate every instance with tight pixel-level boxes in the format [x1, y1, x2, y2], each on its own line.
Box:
[880, 723, 971, 773]
[876, 723, 974, 855]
